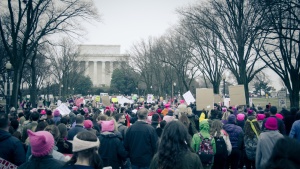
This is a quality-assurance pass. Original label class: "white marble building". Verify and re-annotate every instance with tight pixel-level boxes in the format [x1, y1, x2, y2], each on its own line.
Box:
[77, 45, 130, 87]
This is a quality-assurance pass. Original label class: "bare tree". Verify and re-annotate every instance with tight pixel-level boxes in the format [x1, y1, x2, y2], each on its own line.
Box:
[179, 0, 266, 105]
[254, 0, 300, 107]
[0, 0, 98, 107]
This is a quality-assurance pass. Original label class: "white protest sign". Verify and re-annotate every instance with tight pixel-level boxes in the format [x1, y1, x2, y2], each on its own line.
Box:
[0, 157, 17, 169]
[183, 91, 195, 105]
[57, 100, 62, 106]
[277, 90, 287, 108]
[147, 94, 154, 103]
[56, 103, 71, 117]
[224, 98, 230, 107]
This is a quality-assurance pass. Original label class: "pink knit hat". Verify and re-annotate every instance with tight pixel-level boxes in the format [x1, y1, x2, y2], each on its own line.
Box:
[53, 109, 60, 117]
[40, 109, 46, 115]
[83, 107, 89, 114]
[101, 120, 114, 132]
[84, 120, 93, 129]
[222, 107, 227, 112]
[265, 117, 278, 130]
[180, 100, 185, 104]
[275, 113, 284, 120]
[72, 106, 78, 111]
[257, 114, 265, 121]
[165, 104, 170, 108]
[27, 130, 54, 157]
[237, 113, 245, 121]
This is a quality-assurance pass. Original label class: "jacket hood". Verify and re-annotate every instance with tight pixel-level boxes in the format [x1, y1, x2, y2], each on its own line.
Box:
[200, 119, 210, 132]
[101, 131, 117, 138]
[0, 129, 11, 141]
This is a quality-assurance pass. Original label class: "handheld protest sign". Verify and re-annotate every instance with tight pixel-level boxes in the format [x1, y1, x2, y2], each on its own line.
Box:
[228, 85, 246, 106]
[102, 95, 110, 107]
[183, 91, 195, 105]
[196, 88, 214, 111]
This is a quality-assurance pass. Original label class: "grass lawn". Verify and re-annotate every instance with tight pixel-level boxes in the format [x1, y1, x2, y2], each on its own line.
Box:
[252, 97, 290, 109]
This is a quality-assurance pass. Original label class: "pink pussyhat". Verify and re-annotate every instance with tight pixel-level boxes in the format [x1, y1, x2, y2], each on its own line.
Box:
[27, 130, 54, 157]
[180, 100, 185, 104]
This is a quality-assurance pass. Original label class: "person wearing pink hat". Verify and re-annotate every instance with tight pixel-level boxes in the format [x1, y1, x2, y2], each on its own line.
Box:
[256, 117, 284, 169]
[18, 130, 64, 169]
[261, 106, 286, 135]
[84, 120, 99, 136]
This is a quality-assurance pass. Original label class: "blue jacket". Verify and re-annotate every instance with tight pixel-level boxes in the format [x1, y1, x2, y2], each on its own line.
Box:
[223, 123, 244, 149]
[289, 120, 300, 141]
[0, 129, 26, 166]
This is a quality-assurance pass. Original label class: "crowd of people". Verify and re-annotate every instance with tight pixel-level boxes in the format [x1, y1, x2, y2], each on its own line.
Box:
[1, 98, 300, 169]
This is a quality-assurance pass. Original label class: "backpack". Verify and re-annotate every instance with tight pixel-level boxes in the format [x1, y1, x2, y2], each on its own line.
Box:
[245, 137, 258, 161]
[214, 135, 228, 159]
[197, 133, 214, 166]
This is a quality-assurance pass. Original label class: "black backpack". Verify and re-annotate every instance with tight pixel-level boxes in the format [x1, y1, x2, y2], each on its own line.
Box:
[214, 135, 228, 158]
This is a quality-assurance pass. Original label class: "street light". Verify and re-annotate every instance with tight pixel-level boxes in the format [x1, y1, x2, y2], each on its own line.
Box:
[172, 82, 176, 105]
[5, 61, 12, 114]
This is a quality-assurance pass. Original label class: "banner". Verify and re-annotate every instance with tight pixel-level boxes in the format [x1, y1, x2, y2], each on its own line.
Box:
[111, 98, 118, 103]
[196, 88, 214, 111]
[147, 94, 154, 103]
[56, 103, 71, 117]
[183, 91, 195, 105]
[102, 96, 110, 106]
[228, 85, 246, 106]
[0, 157, 17, 169]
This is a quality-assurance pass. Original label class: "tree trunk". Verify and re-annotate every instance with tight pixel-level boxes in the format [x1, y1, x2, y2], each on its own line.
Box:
[289, 78, 300, 108]
[213, 83, 220, 94]
[30, 64, 37, 107]
[11, 69, 21, 109]
[244, 82, 250, 106]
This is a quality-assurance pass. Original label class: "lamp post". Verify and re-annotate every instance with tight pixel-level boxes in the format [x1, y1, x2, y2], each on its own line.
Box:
[172, 82, 176, 105]
[150, 86, 152, 94]
[5, 61, 12, 114]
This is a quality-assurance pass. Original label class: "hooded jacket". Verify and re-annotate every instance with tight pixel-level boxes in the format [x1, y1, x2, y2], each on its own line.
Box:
[191, 120, 216, 153]
[98, 132, 128, 169]
[0, 129, 26, 166]
[223, 116, 244, 149]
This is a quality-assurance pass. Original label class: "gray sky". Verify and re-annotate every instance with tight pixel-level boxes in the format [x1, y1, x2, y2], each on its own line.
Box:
[81, 0, 282, 91]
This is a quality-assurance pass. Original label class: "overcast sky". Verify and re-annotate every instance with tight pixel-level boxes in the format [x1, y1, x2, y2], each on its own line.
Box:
[80, 0, 282, 91]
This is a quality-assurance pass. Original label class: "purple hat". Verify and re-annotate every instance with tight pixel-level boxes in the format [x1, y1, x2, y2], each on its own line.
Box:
[53, 109, 60, 117]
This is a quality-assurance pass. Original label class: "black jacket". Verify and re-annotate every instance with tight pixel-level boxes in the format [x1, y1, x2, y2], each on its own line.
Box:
[67, 125, 86, 140]
[98, 132, 128, 169]
[0, 129, 26, 166]
[18, 155, 64, 169]
[124, 120, 158, 167]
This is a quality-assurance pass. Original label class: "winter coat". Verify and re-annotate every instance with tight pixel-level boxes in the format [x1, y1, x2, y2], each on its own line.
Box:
[150, 150, 203, 169]
[223, 123, 244, 149]
[18, 155, 64, 169]
[124, 120, 158, 167]
[98, 132, 128, 169]
[289, 120, 300, 141]
[117, 123, 127, 139]
[191, 120, 216, 153]
[255, 130, 283, 169]
[0, 129, 26, 166]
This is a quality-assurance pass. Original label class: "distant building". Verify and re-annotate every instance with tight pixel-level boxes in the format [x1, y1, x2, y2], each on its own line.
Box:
[77, 45, 129, 87]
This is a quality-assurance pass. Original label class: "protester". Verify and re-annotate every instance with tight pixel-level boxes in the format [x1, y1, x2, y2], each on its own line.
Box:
[22, 111, 39, 143]
[256, 117, 284, 169]
[192, 119, 216, 169]
[84, 119, 99, 136]
[0, 111, 26, 166]
[19, 130, 64, 169]
[63, 131, 102, 169]
[210, 120, 232, 169]
[98, 119, 128, 169]
[150, 121, 203, 169]
[223, 114, 244, 169]
[114, 113, 127, 139]
[67, 114, 86, 140]
[57, 123, 72, 154]
[261, 106, 286, 135]
[124, 108, 158, 169]
[289, 111, 300, 141]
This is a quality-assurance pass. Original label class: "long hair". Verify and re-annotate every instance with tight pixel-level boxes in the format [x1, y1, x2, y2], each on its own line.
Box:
[244, 118, 261, 139]
[65, 131, 102, 169]
[157, 121, 192, 169]
[210, 120, 223, 137]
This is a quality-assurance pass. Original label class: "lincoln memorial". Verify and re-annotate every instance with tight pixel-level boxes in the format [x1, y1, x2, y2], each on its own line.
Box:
[77, 45, 130, 87]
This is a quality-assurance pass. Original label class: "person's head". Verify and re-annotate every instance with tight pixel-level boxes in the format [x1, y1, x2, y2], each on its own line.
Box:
[210, 120, 223, 137]
[0, 112, 9, 130]
[244, 118, 261, 139]
[152, 113, 160, 122]
[158, 121, 191, 168]
[178, 113, 190, 129]
[30, 112, 40, 121]
[199, 119, 210, 132]
[67, 131, 102, 169]
[227, 114, 236, 124]
[270, 106, 278, 115]
[35, 121, 48, 132]
[60, 117, 69, 125]
[76, 114, 84, 124]
[57, 123, 68, 139]
[264, 137, 300, 169]
[44, 125, 60, 142]
[84, 120, 93, 129]
[237, 113, 245, 121]
[160, 120, 167, 129]
[137, 108, 148, 120]
[101, 119, 117, 132]
[27, 130, 54, 157]
[209, 109, 219, 119]
[46, 109, 52, 116]
[10, 119, 19, 131]
[265, 117, 278, 130]
[114, 113, 125, 124]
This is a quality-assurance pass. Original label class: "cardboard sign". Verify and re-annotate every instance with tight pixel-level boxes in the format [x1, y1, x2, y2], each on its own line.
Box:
[196, 88, 214, 111]
[214, 94, 222, 104]
[57, 100, 62, 106]
[0, 157, 17, 169]
[95, 96, 100, 102]
[102, 96, 110, 106]
[56, 103, 71, 117]
[228, 85, 246, 106]
[183, 91, 195, 105]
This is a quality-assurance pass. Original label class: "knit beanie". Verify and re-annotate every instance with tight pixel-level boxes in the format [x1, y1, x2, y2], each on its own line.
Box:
[265, 117, 278, 130]
[247, 109, 254, 116]
[227, 114, 236, 124]
[53, 109, 60, 117]
[257, 114, 265, 121]
[237, 113, 245, 121]
[40, 109, 46, 115]
[101, 120, 114, 132]
[180, 100, 185, 104]
[27, 130, 54, 157]
[275, 113, 284, 120]
[222, 107, 227, 112]
[84, 120, 93, 129]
